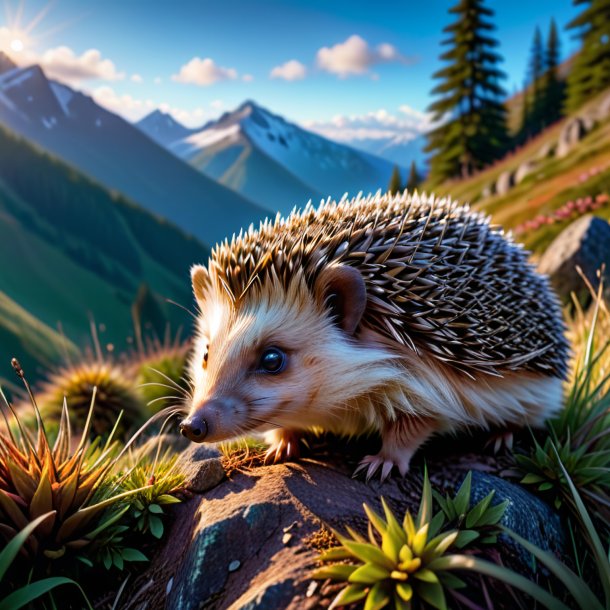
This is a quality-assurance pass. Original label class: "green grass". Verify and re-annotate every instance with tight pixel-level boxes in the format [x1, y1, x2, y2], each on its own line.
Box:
[0, 291, 78, 387]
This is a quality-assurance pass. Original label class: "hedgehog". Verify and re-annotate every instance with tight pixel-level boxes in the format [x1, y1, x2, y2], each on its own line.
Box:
[180, 191, 569, 480]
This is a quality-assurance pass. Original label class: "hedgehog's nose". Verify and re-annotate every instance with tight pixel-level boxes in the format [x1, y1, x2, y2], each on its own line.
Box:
[179, 414, 208, 443]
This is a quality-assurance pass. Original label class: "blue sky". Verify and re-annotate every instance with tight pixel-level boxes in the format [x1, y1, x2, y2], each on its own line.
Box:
[0, 0, 581, 139]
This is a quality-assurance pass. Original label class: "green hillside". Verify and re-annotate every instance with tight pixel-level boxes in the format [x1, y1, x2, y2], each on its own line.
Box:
[429, 87, 610, 257]
[0, 125, 209, 384]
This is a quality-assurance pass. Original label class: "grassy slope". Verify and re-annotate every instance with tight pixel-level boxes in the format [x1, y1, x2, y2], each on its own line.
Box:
[428, 87, 610, 256]
[0, 125, 209, 383]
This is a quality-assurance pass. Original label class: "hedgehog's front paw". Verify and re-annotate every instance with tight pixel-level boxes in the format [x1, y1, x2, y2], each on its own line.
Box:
[264, 429, 301, 464]
[353, 451, 411, 483]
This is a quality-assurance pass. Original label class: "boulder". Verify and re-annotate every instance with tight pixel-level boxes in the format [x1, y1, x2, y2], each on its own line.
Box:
[535, 141, 555, 160]
[125, 437, 565, 610]
[514, 160, 536, 184]
[538, 214, 610, 305]
[597, 91, 610, 121]
[495, 170, 514, 196]
[556, 116, 593, 158]
[482, 182, 495, 198]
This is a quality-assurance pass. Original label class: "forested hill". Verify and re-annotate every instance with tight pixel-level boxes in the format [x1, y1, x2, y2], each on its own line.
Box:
[0, 125, 209, 383]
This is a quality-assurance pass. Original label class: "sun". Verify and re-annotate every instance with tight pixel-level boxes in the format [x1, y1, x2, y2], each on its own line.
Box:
[10, 38, 24, 52]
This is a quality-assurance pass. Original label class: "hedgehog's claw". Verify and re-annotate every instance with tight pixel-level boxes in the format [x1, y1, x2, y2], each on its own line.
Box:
[353, 454, 408, 482]
[264, 429, 301, 464]
[486, 430, 514, 454]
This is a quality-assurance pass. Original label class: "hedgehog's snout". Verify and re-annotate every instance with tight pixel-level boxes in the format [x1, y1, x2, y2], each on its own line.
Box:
[179, 413, 208, 443]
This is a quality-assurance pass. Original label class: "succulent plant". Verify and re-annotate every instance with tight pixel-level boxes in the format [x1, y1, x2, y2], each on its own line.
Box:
[34, 358, 145, 438]
[0, 512, 92, 609]
[313, 470, 470, 610]
[433, 472, 508, 548]
[116, 450, 185, 539]
[0, 360, 147, 574]
[517, 278, 610, 524]
[130, 335, 192, 416]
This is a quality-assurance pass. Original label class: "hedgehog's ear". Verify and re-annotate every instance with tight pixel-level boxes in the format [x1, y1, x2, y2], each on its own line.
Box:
[191, 265, 210, 303]
[316, 265, 367, 335]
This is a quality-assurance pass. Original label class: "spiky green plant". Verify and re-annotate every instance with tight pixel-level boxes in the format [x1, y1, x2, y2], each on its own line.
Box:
[315, 465, 609, 610]
[313, 469, 508, 610]
[433, 472, 508, 548]
[0, 360, 147, 577]
[117, 450, 184, 539]
[35, 359, 145, 437]
[131, 335, 191, 416]
[516, 277, 610, 523]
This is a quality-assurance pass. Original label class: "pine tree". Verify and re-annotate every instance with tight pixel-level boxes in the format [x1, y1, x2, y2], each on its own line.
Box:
[566, 0, 610, 112]
[388, 165, 403, 195]
[543, 19, 564, 125]
[528, 27, 546, 134]
[425, 0, 509, 184]
[518, 85, 531, 144]
[406, 161, 421, 191]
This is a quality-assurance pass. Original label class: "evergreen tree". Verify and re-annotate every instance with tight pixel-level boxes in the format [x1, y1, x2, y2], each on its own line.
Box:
[388, 165, 403, 195]
[406, 161, 421, 191]
[566, 0, 610, 112]
[425, 0, 509, 184]
[528, 27, 546, 134]
[543, 19, 564, 125]
[518, 85, 531, 144]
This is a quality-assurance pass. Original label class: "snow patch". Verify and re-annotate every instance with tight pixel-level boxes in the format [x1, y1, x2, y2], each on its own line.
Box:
[50, 82, 74, 117]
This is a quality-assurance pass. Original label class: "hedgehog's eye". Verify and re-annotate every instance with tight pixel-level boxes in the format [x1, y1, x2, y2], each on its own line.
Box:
[202, 344, 209, 369]
[258, 347, 286, 374]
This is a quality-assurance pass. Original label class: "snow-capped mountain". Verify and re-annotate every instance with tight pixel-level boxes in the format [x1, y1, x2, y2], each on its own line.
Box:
[135, 109, 198, 147]
[138, 101, 404, 215]
[0, 62, 267, 245]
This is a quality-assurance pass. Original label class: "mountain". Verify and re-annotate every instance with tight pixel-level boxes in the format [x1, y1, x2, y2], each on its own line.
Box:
[0, 62, 268, 245]
[347, 133, 427, 173]
[0, 122, 209, 383]
[139, 101, 402, 216]
[135, 109, 198, 147]
[0, 51, 16, 74]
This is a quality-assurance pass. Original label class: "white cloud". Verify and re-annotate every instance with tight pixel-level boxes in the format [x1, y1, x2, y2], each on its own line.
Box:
[130, 73, 143, 83]
[270, 59, 306, 81]
[153, 76, 162, 85]
[302, 106, 432, 143]
[92, 86, 154, 122]
[210, 99, 224, 109]
[36, 46, 125, 85]
[159, 102, 207, 127]
[242, 73, 254, 82]
[92, 85, 209, 127]
[316, 35, 414, 78]
[172, 57, 238, 86]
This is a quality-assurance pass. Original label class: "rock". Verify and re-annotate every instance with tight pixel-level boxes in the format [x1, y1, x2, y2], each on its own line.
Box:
[177, 442, 225, 493]
[514, 160, 536, 185]
[538, 215, 610, 305]
[495, 170, 514, 196]
[556, 116, 593, 158]
[535, 141, 555, 160]
[470, 471, 564, 562]
[597, 91, 610, 121]
[482, 183, 495, 199]
[125, 437, 566, 610]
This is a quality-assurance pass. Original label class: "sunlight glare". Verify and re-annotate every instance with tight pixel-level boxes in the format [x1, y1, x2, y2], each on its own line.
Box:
[10, 38, 24, 52]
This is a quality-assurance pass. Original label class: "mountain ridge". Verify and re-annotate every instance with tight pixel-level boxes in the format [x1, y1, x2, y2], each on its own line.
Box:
[0, 60, 269, 245]
[138, 100, 405, 215]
